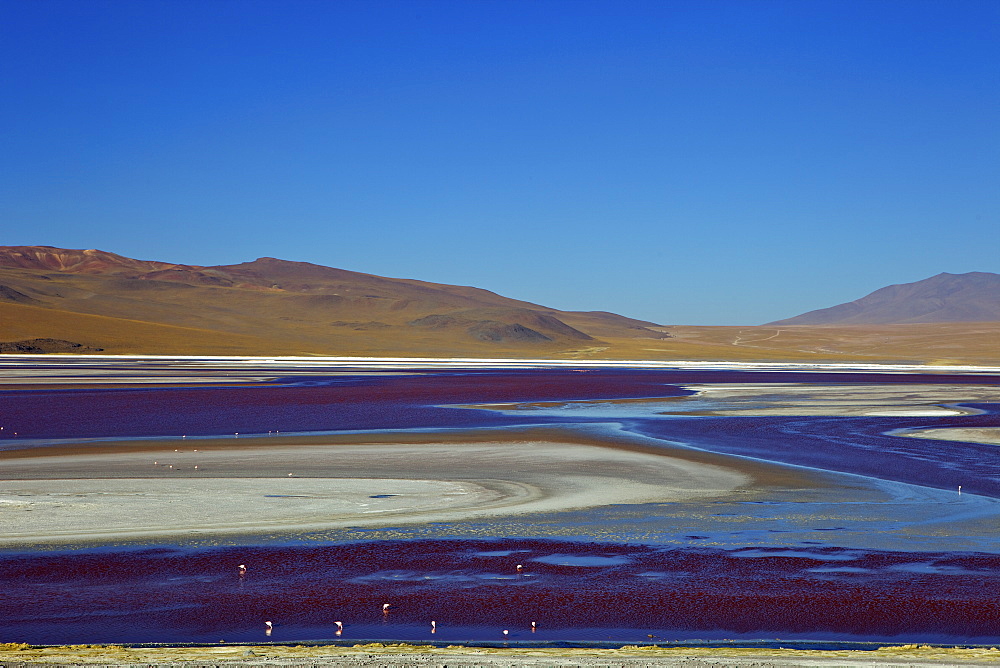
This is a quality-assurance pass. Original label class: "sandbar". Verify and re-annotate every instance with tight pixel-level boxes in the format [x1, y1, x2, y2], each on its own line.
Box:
[477, 383, 1000, 417]
[0, 438, 749, 546]
[672, 383, 1000, 416]
[897, 427, 1000, 446]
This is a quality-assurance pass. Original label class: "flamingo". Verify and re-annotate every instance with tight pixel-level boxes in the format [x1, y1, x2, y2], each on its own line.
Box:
[516, 564, 524, 573]
[431, 620, 436, 633]
[238, 564, 247, 576]
[383, 603, 391, 614]
[335, 621, 343, 636]
[265, 621, 273, 636]
[531, 621, 537, 632]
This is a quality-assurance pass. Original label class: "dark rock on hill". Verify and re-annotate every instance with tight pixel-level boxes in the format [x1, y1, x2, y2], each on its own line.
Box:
[468, 322, 552, 342]
[0, 285, 40, 304]
[769, 272, 1000, 325]
[0, 338, 103, 353]
[409, 308, 593, 344]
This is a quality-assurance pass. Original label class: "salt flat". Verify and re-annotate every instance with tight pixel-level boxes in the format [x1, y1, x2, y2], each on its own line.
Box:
[0, 440, 747, 545]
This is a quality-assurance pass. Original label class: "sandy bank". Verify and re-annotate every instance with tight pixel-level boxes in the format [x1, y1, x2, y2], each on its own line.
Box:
[2, 642, 999, 667]
[674, 383, 1000, 416]
[479, 383, 1000, 417]
[0, 439, 749, 545]
[897, 427, 1000, 446]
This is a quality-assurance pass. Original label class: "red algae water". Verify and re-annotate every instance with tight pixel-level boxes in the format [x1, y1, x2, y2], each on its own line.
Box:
[3, 539, 1000, 645]
[2, 365, 999, 646]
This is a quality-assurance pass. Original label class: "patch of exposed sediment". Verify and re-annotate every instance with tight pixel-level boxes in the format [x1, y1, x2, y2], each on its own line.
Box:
[0, 440, 748, 545]
[674, 383, 1000, 416]
[479, 383, 1000, 417]
[896, 427, 1000, 446]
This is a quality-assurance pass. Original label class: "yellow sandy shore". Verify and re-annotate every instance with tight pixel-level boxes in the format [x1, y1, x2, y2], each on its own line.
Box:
[2, 642, 1000, 666]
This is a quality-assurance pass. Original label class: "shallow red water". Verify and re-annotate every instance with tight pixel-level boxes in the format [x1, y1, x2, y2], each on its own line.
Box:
[4, 540, 1000, 645]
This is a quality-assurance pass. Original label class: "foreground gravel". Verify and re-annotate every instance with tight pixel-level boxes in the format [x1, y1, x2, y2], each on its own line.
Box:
[3, 643, 1000, 667]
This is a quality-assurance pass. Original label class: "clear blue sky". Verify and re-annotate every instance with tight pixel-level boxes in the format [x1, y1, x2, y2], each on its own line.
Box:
[2, 0, 997, 325]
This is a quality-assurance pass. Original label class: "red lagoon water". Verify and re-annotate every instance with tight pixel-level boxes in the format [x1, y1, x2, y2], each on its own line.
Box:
[4, 539, 1000, 646]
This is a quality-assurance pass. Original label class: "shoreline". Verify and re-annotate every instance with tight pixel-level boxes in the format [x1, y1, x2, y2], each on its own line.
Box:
[3, 353, 1000, 373]
[3, 641, 1000, 667]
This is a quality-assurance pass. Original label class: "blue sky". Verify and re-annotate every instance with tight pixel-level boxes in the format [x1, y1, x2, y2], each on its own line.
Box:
[2, 0, 997, 325]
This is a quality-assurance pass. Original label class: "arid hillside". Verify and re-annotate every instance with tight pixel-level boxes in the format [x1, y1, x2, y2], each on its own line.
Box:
[0, 246, 668, 357]
[2, 246, 997, 364]
[769, 272, 1000, 325]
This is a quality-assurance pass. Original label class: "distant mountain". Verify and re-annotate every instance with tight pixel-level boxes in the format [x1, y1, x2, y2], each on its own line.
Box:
[768, 272, 1000, 325]
[0, 245, 669, 355]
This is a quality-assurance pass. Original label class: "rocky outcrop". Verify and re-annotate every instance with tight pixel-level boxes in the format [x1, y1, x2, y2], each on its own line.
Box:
[0, 338, 103, 353]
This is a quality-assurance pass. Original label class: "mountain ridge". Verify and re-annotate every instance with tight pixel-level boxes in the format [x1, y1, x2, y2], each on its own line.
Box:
[0, 245, 667, 353]
[768, 272, 1000, 325]
[3, 246, 998, 363]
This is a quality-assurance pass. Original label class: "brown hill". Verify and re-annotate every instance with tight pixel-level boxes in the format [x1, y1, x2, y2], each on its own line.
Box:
[3, 246, 997, 364]
[0, 245, 667, 356]
[769, 272, 1000, 325]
